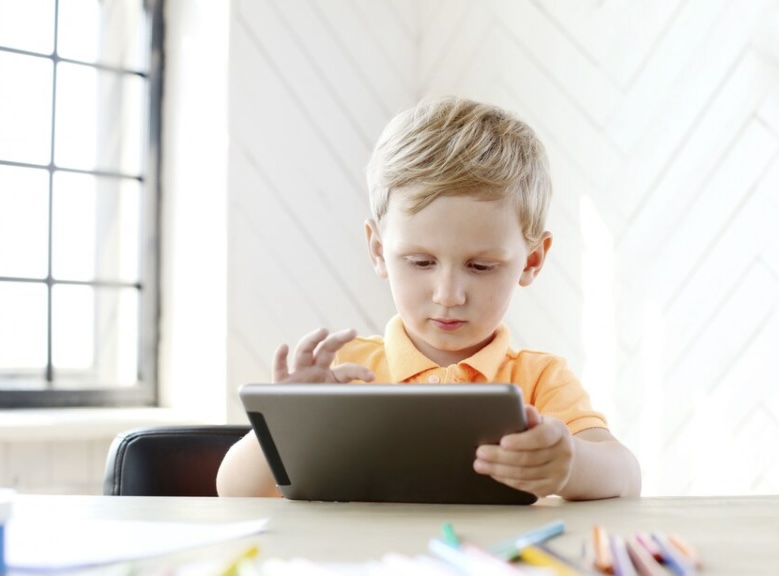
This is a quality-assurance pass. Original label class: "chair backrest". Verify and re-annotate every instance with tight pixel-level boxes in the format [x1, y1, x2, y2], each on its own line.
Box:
[103, 425, 251, 496]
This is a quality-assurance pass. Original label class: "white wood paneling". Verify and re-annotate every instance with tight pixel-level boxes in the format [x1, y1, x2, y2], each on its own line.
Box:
[1, 439, 108, 494]
[227, 0, 408, 419]
[221, 0, 779, 498]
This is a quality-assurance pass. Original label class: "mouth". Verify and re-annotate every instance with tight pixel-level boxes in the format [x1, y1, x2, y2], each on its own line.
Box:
[431, 318, 465, 332]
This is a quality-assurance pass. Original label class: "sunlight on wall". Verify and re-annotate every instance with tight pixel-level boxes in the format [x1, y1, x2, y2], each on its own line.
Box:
[639, 301, 664, 496]
[158, 0, 229, 420]
[579, 195, 617, 426]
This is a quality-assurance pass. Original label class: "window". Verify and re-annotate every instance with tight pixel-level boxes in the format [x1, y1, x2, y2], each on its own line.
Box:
[0, 0, 163, 408]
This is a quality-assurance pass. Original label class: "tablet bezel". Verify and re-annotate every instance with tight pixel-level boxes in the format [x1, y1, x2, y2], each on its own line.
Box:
[239, 383, 537, 505]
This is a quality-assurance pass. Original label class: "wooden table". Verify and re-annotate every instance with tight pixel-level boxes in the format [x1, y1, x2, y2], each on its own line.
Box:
[8, 494, 779, 574]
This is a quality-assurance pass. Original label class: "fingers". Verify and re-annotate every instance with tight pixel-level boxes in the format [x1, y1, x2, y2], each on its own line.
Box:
[473, 416, 574, 497]
[473, 450, 570, 497]
[311, 328, 359, 368]
[290, 327, 330, 370]
[291, 328, 357, 370]
[524, 404, 544, 428]
[473, 453, 565, 497]
[274, 327, 367, 384]
[476, 443, 557, 469]
[330, 363, 375, 383]
[501, 416, 567, 451]
[272, 344, 291, 383]
[475, 454, 554, 479]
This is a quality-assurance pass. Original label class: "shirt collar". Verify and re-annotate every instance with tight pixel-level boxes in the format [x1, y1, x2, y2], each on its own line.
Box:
[384, 315, 511, 382]
[459, 323, 511, 381]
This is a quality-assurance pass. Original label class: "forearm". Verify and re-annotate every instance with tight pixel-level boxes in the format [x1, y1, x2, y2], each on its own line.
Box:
[559, 431, 642, 501]
[216, 431, 281, 497]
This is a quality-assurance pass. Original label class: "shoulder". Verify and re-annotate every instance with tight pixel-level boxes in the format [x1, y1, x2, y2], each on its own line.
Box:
[504, 349, 607, 432]
[497, 348, 582, 403]
[503, 348, 574, 380]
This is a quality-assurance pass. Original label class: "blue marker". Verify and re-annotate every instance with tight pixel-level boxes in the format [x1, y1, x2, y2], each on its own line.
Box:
[0, 490, 12, 575]
[490, 519, 566, 561]
[652, 532, 696, 576]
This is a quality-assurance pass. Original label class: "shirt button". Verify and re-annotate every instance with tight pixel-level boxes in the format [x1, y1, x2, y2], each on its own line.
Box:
[427, 374, 441, 383]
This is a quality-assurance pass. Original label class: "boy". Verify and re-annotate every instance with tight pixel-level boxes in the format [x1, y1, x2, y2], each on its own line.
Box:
[217, 96, 641, 500]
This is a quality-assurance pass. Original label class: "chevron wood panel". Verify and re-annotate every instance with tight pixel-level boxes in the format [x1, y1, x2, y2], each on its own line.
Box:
[227, 0, 779, 495]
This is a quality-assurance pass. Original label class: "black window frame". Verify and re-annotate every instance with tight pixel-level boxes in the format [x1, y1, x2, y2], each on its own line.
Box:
[0, 0, 164, 409]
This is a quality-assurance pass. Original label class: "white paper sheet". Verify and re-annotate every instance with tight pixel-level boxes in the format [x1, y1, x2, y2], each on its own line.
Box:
[6, 516, 268, 571]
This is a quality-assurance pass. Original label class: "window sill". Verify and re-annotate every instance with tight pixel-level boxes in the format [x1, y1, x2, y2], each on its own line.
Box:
[0, 407, 216, 443]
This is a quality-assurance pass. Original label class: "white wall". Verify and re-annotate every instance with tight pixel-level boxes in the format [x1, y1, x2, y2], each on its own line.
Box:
[0, 437, 112, 494]
[226, 0, 779, 497]
[225, 0, 412, 423]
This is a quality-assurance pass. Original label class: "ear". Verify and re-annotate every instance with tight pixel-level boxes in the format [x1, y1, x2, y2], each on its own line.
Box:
[519, 232, 552, 287]
[365, 219, 388, 279]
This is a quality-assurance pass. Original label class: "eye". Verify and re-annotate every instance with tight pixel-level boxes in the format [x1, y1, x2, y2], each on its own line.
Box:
[469, 262, 497, 273]
[407, 257, 435, 269]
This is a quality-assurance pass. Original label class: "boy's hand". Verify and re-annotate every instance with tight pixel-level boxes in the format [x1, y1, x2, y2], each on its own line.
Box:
[473, 405, 574, 497]
[273, 327, 375, 384]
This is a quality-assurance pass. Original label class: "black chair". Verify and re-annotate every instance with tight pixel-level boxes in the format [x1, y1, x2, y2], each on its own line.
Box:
[103, 424, 252, 496]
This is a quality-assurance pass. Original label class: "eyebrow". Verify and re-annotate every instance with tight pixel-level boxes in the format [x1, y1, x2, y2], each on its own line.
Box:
[394, 243, 513, 259]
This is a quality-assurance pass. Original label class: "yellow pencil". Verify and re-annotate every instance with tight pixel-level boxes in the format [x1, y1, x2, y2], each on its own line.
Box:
[219, 544, 261, 576]
[520, 544, 584, 576]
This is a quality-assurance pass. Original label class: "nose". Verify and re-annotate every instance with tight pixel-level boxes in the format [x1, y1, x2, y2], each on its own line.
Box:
[432, 268, 466, 307]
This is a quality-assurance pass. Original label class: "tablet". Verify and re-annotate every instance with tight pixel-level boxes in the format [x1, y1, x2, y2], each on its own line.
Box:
[239, 383, 537, 505]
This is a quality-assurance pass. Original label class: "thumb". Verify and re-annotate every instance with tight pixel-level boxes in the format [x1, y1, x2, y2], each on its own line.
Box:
[524, 404, 544, 429]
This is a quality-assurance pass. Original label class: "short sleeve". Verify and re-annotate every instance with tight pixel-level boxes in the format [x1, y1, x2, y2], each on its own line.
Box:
[522, 354, 608, 434]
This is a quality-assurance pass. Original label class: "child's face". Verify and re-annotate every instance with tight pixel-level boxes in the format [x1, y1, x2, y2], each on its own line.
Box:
[366, 191, 550, 367]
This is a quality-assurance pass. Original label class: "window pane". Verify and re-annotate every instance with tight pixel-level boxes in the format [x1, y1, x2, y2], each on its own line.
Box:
[52, 172, 141, 283]
[0, 166, 49, 278]
[0, 0, 158, 405]
[52, 284, 138, 387]
[0, 52, 53, 164]
[0, 0, 55, 54]
[0, 282, 47, 370]
[54, 62, 146, 175]
[52, 284, 93, 371]
[58, 0, 148, 71]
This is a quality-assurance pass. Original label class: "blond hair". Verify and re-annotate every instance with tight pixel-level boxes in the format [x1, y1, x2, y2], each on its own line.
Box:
[366, 96, 552, 245]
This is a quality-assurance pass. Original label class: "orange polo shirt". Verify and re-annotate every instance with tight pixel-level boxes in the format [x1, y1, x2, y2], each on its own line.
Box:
[334, 315, 607, 435]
